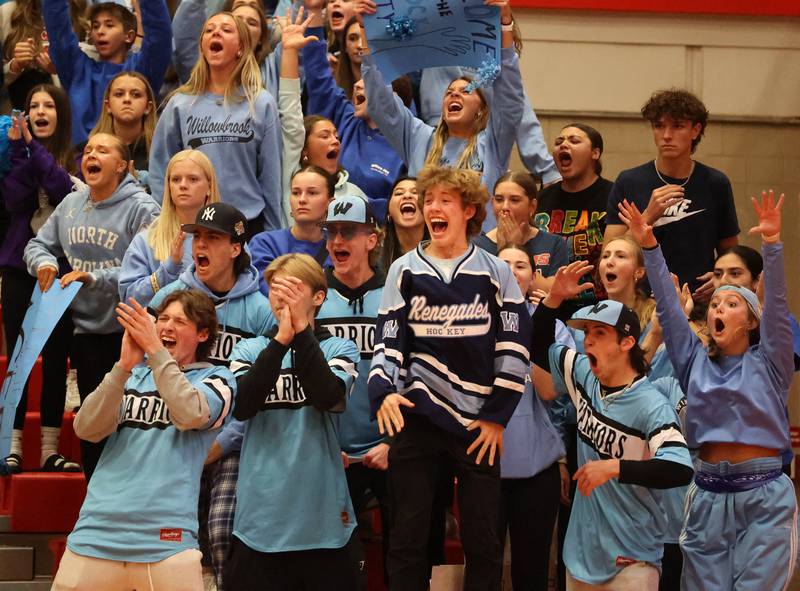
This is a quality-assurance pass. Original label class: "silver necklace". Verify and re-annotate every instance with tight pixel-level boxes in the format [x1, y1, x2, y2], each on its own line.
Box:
[654, 159, 695, 187]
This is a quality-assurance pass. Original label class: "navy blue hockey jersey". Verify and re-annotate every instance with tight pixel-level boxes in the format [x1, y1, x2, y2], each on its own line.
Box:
[368, 243, 531, 437]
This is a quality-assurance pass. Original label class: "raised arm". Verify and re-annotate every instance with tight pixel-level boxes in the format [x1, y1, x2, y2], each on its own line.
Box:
[257, 93, 283, 230]
[41, 0, 83, 90]
[294, 327, 358, 412]
[171, 0, 206, 83]
[28, 141, 74, 204]
[618, 199, 700, 387]
[484, 0, 524, 170]
[531, 260, 594, 400]
[73, 363, 129, 442]
[749, 191, 793, 392]
[118, 231, 186, 306]
[279, 8, 318, 225]
[516, 95, 561, 185]
[134, 0, 173, 93]
[301, 24, 352, 128]
[361, 43, 434, 168]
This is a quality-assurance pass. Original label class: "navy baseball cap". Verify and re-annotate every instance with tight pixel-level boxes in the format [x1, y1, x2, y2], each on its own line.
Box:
[182, 203, 247, 244]
[320, 195, 377, 227]
[567, 300, 641, 341]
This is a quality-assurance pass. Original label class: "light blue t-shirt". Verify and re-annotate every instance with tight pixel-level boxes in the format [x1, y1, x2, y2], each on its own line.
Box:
[230, 332, 359, 552]
[548, 343, 692, 585]
[67, 363, 235, 562]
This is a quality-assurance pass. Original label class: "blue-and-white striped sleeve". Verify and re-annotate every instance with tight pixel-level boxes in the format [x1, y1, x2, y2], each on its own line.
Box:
[200, 372, 235, 430]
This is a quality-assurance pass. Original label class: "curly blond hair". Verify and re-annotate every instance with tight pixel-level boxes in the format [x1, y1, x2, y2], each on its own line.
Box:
[416, 166, 488, 237]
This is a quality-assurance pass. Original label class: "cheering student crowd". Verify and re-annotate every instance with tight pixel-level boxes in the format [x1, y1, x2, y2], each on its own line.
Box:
[0, 0, 796, 589]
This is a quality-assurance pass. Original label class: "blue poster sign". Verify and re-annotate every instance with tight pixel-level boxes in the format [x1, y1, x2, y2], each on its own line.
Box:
[0, 282, 81, 465]
[364, 0, 501, 83]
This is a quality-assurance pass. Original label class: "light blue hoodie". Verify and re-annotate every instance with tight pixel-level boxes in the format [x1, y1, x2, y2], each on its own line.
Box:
[23, 174, 160, 334]
[148, 262, 274, 455]
[149, 90, 283, 228]
[362, 46, 525, 230]
[118, 230, 195, 307]
[419, 66, 561, 187]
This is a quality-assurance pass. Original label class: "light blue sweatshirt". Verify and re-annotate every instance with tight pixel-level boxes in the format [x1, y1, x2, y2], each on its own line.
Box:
[171, 0, 281, 100]
[149, 90, 283, 227]
[23, 174, 160, 334]
[362, 46, 525, 229]
[118, 230, 194, 306]
[148, 263, 274, 455]
[419, 66, 560, 186]
[501, 306, 572, 479]
[644, 242, 793, 451]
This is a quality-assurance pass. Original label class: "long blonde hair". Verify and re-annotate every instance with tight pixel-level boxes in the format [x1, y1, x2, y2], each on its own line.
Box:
[148, 150, 221, 262]
[423, 77, 489, 170]
[175, 12, 262, 107]
[601, 235, 655, 332]
[91, 71, 157, 153]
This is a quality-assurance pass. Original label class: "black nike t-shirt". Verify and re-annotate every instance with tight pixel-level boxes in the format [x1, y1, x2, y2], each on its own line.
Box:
[535, 177, 614, 305]
[605, 161, 739, 290]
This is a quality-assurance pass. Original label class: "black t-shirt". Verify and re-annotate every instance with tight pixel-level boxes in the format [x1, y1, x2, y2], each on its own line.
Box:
[535, 177, 613, 306]
[606, 161, 739, 290]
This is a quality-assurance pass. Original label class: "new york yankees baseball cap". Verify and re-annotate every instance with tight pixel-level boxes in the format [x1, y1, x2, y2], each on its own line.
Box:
[567, 300, 641, 341]
[320, 195, 377, 227]
[182, 203, 247, 244]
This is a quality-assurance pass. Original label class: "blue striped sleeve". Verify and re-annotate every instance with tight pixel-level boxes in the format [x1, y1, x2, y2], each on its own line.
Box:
[368, 260, 408, 418]
[477, 263, 531, 426]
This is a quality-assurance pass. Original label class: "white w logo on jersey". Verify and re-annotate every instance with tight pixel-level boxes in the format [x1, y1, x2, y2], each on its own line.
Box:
[383, 319, 398, 339]
[500, 311, 519, 333]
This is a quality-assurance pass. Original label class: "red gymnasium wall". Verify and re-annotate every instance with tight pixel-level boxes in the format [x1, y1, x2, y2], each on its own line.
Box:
[513, 0, 800, 17]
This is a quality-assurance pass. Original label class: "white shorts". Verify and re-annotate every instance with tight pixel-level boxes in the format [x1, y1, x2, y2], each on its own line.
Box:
[51, 547, 203, 591]
[566, 562, 659, 591]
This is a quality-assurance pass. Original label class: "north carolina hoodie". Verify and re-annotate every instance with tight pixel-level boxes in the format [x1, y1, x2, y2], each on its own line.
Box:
[23, 174, 160, 334]
[148, 262, 274, 455]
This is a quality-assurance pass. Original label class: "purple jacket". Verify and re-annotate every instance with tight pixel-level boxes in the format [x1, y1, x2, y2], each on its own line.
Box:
[0, 139, 73, 271]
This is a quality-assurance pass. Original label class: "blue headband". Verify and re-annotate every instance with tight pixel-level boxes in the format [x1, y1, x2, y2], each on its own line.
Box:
[712, 285, 762, 322]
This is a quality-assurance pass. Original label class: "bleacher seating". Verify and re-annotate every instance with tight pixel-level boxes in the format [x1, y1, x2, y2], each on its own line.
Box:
[0, 354, 84, 586]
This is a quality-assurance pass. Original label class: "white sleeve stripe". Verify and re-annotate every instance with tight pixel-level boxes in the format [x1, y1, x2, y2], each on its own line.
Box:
[649, 426, 687, 455]
[378, 302, 405, 314]
[562, 349, 579, 407]
[411, 353, 493, 395]
[204, 376, 233, 430]
[329, 358, 358, 378]
[495, 341, 529, 357]
[494, 377, 525, 393]
[229, 360, 251, 375]
[382, 347, 404, 365]
[411, 381, 473, 427]
[369, 366, 393, 383]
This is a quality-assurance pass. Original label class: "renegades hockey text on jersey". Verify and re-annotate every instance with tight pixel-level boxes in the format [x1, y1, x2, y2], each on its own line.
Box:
[368, 243, 531, 438]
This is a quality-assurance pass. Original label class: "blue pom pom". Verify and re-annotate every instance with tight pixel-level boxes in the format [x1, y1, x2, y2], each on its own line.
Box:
[464, 57, 501, 93]
[0, 115, 13, 181]
[385, 16, 415, 41]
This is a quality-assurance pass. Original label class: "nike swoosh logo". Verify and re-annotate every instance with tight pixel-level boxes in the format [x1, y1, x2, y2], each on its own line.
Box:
[653, 208, 707, 227]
